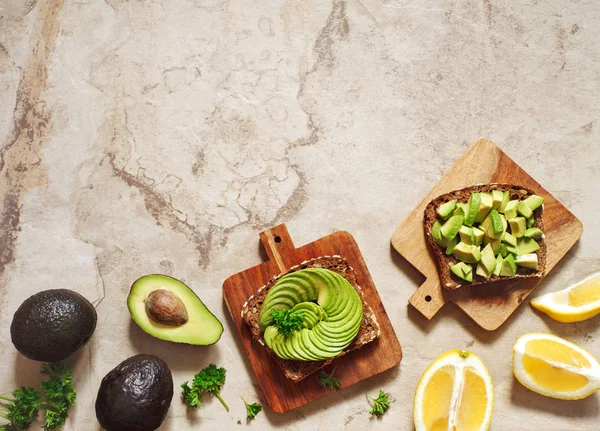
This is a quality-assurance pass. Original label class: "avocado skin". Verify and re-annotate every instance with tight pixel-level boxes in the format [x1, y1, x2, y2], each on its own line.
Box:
[10, 289, 97, 362]
[96, 354, 173, 431]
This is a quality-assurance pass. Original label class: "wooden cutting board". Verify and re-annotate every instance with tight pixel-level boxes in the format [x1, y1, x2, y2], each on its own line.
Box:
[223, 224, 402, 413]
[391, 139, 583, 330]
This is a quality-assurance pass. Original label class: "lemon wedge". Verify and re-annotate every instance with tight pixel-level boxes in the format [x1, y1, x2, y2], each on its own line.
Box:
[531, 272, 600, 322]
[513, 333, 600, 400]
[414, 350, 494, 431]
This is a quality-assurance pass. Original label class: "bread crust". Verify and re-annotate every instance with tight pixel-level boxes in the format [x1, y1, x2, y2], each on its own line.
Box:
[424, 184, 546, 290]
[241, 256, 380, 382]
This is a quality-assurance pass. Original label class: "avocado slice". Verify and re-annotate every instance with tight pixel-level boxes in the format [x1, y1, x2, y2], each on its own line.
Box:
[480, 243, 496, 273]
[524, 195, 544, 211]
[498, 191, 510, 212]
[472, 227, 485, 246]
[517, 200, 533, 218]
[524, 227, 544, 240]
[96, 354, 173, 431]
[128, 275, 223, 345]
[474, 193, 493, 223]
[517, 237, 540, 255]
[10, 289, 97, 362]
[453, 242, 482, 264]
[432, 220, 449, 247]
[506, 245, 519, 256]
[437, 199, 457, 220]
[459, 225, 475, 245]
[489, 210, 504, 235]
[493, 255, 504, 276]
[464, 193, 481, 226]
[480, 212, 502, 240]
[509, 217, 527, 238]
[476, 261, 492, 279]
[451, 262, 473, 282]
[527, 216, 535, 228]
[498, 243, 509, 258]
[503, 200, 519, 220]
[501, 231, 517, 247]
[454, 202, 467, 217]
[445, 236, 458, 255]
[516, 253, 539, 270]
[491, 190, 504, 210]
[440, 215, 464, 241]
[500, 254, 517, 276]
[485, 237, 502, 255]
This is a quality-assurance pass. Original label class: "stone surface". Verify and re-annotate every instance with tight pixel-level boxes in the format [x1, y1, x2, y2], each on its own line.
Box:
[0, 0, 599, 429]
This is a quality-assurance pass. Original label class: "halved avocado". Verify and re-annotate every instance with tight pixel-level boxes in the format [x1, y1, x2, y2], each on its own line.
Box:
[128, 274, 223, 345]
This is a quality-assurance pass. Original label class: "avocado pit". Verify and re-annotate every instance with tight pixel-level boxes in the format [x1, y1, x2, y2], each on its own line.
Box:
[145, 289, 188, 325]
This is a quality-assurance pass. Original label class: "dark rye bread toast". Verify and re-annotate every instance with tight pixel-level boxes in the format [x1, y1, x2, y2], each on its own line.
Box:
[424, 184, 546, 290]
[241, 256, 380, 382]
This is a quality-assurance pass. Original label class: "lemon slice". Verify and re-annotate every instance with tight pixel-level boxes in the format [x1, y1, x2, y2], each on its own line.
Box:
[530, 272, 600, 322]
[513, 333, 600, 400]
[414, 350, 494, 431]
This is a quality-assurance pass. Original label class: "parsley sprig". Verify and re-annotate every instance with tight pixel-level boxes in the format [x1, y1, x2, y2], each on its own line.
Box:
[318, 369, 341, 390]
[367, 390, 390, 416]
[242, 398, 262, 420]
[181, 364, 229, 412]
[271, 309, 305, 336]
[0, 387, 40, 430]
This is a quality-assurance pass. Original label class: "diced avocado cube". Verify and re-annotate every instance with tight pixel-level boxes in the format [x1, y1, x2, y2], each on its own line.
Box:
[480, 243, 496, 273]
[464, 193, 481, 226]
[517, 201, 533, 219]
[486, 237, 502, 255]
[474, 193, 493, 223]
[445, 236, 458, 255]
[432, 220, 449, 247]
[517, 237, 540, 255]
[524, 195, 544, 211]
[454, 202, 467, 217]
[451, 262, 473, 282]
[461, 263, 473, 276]
[509, 217, 527, 238]
[503, 200, 519, 220]
[491, 190, 504, 210]
[499, 243, 509, 258]
[472, 227, 485, 246]
[453, 242, 482, 264]
[493, 254, 504, 276]
[480, 213, 499, 240]
[524, 227, 543, 240]
[459, 226, 475, 245]
[502, 231, 517, 247]
[498, 191, 510, 212]
[506, 245, 519, 256]
[489, 210, 504, 235]
[440, 215, 464, 241]
[437, 199, 457, 220]
[500, 254, 517, 276]
[526, 217, 535, 228]
[476, 261, 492, 279]
[516, 253, 538, 270]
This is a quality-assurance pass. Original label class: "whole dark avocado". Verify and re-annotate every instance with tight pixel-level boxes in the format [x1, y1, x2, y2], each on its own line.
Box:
[11, 289, 97, 362]
[96, 354, 173, 431]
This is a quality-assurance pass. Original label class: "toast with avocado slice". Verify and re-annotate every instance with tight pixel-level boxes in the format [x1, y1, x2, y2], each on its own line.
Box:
[424, 184, 546, 290]
[241, 256, 380, 382]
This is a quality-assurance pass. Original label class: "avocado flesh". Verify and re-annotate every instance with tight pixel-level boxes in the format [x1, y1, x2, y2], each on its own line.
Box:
[480, 243, 496, 273]
[454, 202, 467, 217]
[524, 228, 544, 240]
[516, 253, 538, 270]
[476, 261, 491, 279]
[261, 268, 362, 361]
[493, 255, 504, 276]
[491, 190, 504, 210]
[524, 195, 544, 211]
[453, 242, 482, 264]
[128, 275, 223, 345]
[517, 237, 540, 255]
[459, 226, 475, 245]
[445, 236, 458, 255]
[509, 217, 527, 238]
[440, 215, 463, 241]
[464, 193, 481, 226]
[500, 254, 517, 276]
[503, 200, 519, 220]
[474, 193, 493, 223]
[517, 201, 533, 218]
[498, 191, 510, 212]
[502, 231, 517, 247]
[451, 262, 473, 282]
[432, 220, 450, 247]
[437, 199, 457, 220]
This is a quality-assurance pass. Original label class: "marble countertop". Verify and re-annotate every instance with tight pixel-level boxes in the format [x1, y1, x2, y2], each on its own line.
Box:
[1, 0, 599, 430]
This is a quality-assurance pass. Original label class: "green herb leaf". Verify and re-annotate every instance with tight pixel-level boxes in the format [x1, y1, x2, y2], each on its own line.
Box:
[39, 362, 76, 430]
[242, 398, 262, 420]
[0, 386, 41, 430]
[271, 309, 304, 337]
[181, 365, 229, 412]
[180, 382, 202, 408]
[367, 390, 390, 416]
[318, 369, 341, 390]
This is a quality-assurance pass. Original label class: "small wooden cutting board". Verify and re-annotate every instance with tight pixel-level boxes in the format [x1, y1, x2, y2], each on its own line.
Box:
[223, 224, 402, 413]
[391, 139, 583, 330]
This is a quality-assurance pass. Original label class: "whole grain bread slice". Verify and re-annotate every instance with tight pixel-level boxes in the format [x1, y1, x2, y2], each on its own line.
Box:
[241, 256, 380, 382]
[424, 184, 546, 290]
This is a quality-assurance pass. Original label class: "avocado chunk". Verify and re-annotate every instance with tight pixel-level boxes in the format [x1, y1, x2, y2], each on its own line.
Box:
[509, 217, 527, 238]
[440, 215, 464, 241]
[498, 243, 509, 258]
[524, 194, 544, 211]
[128, 275, 223, 345]
[517, 237, 540, 255]
[480, 212, 502, 240]
[501, 231, 517, 247]
[437, 199, 457, 220]
[459, 225, 475, 245]
[432, 220, 449, 247]
[517, 201, 533, 218]
[498, 191, 510, 212]
[506, 245, 519, 256]
[524, 227, 544, 240]
[476, 261, 492, 279]
[489, 210, 504, 235]
[500, 254, 517, 276]
[493, 255, 504, 276]
[485, 236, 502, 255]
[480, 243, 496, 273]
[516, 253, 539, 270]
[445, 236, 458, 255]
[503, 200, 519, 220]
[464, 193, 481, 226]
[451, 262, 473, 282]
[454, 202, 467, 217]
[527, 216, 535, 228]
[491, 190, 504, 210]
[453, 242, 482, 264]
[472, 227, 485, 246]
[10, 289, 97, 362]
[96, 354, 173, 431]
[474, 193, 493, 223]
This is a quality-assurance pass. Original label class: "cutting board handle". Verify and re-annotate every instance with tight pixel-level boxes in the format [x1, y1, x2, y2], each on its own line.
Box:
[259, 224, 296, 272]
[408, 277, 446, 319]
